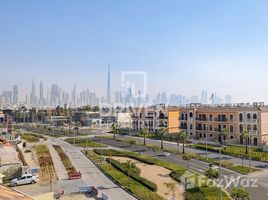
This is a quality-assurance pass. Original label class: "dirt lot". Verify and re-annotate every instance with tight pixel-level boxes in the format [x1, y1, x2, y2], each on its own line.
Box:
[112, 156, 184, 200]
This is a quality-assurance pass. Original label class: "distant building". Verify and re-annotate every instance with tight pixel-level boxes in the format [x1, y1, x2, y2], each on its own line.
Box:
[12, 85, 18, 105]
[225, 95, 232, 104]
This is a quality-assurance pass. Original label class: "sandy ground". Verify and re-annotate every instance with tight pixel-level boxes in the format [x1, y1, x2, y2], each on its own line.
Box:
[111, 156, 184, 200]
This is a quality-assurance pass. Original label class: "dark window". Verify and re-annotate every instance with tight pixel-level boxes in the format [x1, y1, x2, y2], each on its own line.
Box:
[239, 124, 243, 133]
[254, 138, 257, 146]
[189, 112, 193, 118]
[230, 115, 234, 121]
[239, 113, 243, 122]
[230, 135, 234, 139]
[253, 125, 257, 131]
[209, 114, 213, 121]
[247, 113, 251, 119]
[230, 125, 234, 133]
[253, 113, 257, 120]
[210, 134, 213, 137]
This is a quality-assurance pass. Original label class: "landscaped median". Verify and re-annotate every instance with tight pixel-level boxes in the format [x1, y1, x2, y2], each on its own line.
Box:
[33, 144, 57, 182]
[64, 137, 107, 147]
[188, 143, 268, 162]
[20, 133, 47, 143]
[86, 148, 231, 200]
[52, 145, 77, 174]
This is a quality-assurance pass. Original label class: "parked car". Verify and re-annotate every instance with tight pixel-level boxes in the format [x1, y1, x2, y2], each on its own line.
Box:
[158, 152, 171, 157]
[11, 174, 39, 186]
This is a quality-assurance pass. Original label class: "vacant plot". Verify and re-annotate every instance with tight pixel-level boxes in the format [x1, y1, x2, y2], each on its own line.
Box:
[112, 156, 184, 200]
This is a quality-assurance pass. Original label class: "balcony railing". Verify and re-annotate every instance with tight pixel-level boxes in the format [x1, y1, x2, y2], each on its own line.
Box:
[246, 119, 257, 123]
[195, 117, 207, 121]
[214, 118, 228, 122]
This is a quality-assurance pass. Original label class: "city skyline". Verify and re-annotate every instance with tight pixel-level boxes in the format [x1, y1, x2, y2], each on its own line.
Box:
[1, 1, 268, 103]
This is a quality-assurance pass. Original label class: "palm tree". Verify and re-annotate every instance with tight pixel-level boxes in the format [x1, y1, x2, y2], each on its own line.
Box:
[164, 181, 176, 200]
[221, 127, 229, 145]
[179, 131, 188, 154]
[140, 128, 149, 146]
[159, 127, 166, 149]
[242, 128, 250, 154]
[111, 123, 118, 140]
[125, 160, 137, 184]
[230, 187, 250, 200]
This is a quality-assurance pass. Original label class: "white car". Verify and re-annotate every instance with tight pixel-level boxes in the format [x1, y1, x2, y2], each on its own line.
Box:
[158, 152, 171, 157]
[209, 164, 219, 170]
[11, 174, 39, 186]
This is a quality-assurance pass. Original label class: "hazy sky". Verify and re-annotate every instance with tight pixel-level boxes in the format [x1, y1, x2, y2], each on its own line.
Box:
[1, 0, 268, 103]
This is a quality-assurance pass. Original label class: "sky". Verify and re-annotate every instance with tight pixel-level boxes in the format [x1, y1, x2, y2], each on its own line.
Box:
[1, 0, 268, 103]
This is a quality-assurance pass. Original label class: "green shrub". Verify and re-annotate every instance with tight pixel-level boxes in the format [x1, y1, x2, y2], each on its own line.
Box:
[107, 158, 157, 192]
[205, 169, 219, 179]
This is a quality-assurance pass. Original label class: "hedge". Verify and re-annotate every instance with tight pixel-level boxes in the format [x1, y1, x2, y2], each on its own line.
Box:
[106, 158, 157, 192]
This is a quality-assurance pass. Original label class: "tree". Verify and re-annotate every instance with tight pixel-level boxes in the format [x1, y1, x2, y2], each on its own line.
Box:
[125, 160, 137, 183]
[140, 128, 149, 146]
[230, 187, 250, 200]
[179, 131, 188, 154]
[221, 127, 229, 145]
[242, 129, 250, 154]
[165, 181, 176, 200]
[111, 123, 119, 140]
[205, 169, 219, 179]
[182, 154, 192, 168]
[159, 127, 166, 149]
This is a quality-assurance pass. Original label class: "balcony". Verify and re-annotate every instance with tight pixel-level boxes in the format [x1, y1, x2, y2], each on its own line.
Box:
[214, 118, 228, 122]
[195, 117, 207, 121]
[246, 119, 257, 123]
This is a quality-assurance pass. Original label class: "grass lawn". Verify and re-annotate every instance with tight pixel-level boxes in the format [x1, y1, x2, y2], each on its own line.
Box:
[64, 138, 107, 147]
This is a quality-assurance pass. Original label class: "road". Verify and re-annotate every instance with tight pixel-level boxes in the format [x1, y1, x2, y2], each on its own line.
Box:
[48, 136, 136, 200]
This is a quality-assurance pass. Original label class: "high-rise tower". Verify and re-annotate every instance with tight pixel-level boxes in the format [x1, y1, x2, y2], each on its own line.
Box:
[106, 65, 111, 103]
[39, 81, 44, 107]
[12, 85, 18, 105]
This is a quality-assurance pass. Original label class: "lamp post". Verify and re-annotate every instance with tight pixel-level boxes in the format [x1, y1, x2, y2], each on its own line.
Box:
[216, 147, 223, 200]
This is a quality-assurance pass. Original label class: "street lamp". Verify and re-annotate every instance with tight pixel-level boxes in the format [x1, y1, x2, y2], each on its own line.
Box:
[216, 146, 224, 200]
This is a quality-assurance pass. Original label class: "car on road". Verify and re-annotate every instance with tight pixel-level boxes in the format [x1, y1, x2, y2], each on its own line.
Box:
[209, 164, 219, 170]
[158, 152, 171, 157]
[11, 174, 39, 187]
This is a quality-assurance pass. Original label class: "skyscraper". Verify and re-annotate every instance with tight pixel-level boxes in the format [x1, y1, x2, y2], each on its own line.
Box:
[39, 81, 44, 107]
[13, 85, 18, 105]
[106, 65, 111, 103]
[30, 79, 36, 106]
[71, 84, 77, 107]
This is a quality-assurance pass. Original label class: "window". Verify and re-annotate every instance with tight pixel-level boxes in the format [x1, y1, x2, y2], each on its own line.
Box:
[230, 125, 234, 133]
[247, 124, 251, 131]
[247, 113, 251, 119]
[210, 124, 213, 131]
[210, 134, 213, 137]
[239, 113, 243, 122]
[230, 135, 234, 139]
[230, 114, 234, 122]
[209, 114, 213, 121]
[239, 124, 243, 133]
[253, 113, 257, 120]
[189, 112, 193, 118]
[190, 124, 193, 130]
[253, 125, 257, 131]
[254, 138, 257, 146]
